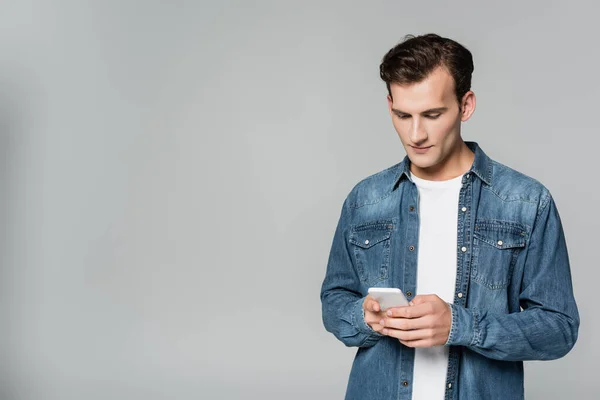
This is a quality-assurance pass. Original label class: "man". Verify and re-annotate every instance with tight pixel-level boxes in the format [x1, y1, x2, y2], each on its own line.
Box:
[320, 33, 579, 399]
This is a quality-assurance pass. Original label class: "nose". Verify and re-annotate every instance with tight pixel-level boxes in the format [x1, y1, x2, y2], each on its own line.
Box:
[409, 118, 428, 144]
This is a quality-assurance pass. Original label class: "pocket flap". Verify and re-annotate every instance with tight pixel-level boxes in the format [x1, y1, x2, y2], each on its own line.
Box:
[474, 220, 527, 249]
[349, 221, 393, 249]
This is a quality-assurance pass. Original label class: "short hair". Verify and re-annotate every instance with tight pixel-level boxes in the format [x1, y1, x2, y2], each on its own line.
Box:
[379, 33, 474, 104]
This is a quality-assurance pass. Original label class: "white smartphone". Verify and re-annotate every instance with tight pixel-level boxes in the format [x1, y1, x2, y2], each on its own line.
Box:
[367, 287, 409, 310]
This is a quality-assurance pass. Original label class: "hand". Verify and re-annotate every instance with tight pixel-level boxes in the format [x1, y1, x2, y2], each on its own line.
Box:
[379, 294, 452, 348]
[362, 295, 386, 332]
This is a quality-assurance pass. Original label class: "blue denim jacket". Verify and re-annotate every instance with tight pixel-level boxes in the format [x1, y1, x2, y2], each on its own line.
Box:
[320, 142, 579, 400]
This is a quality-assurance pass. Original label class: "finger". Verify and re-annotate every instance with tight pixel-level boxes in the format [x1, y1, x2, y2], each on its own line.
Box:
[365, 311, 385, 332]
[381, 327, 433, 341]
[365, 313, 384, 326]
[362, 296, 381, 313]
[370, 300, 380, 313]
[386, 303, 432, 318]
[380, 316, 430, 331]
[399, 339, 434, 348]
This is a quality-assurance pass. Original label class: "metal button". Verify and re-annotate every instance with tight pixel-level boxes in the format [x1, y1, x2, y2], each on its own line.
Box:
[497, 240, 503, 246]
[409, 245, 415, 251]
[364, 240, 369, 245]
[465, 174, 470, 179]
[457, 292, 463, 298]
[402, 381, 409, 387]
[406, 291, 412, 297]
[448, 383, 452, 389]
[461, 207, 467, 212]
[409, 206, 415, 211]
[461, 246, 467, 252]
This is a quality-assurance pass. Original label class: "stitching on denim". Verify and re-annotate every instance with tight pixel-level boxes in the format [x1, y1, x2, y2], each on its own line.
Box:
[475, 218, 530, 232]
[347, 162, 403, 208]
[471, 308, 481, 347]
[356, 306, 371, 347]
[486, 156, 493, 184]
[471, 160, 492, 186]
[347, 162, 406, 209]
[349, 231, 391, 248]
[533, 191, 552, 227]
[447, 304, 457, 345]
[355, 301, 368, 335]
[473, 231, 526, 249]
[349, 190, 395, 209]
[482, 185, 539, 204]
[351, 219, 395, 231]
[484, 161, 548, 203]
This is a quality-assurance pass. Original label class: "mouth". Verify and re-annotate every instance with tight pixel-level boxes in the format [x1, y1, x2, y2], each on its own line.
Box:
[410, 145, 433, 154]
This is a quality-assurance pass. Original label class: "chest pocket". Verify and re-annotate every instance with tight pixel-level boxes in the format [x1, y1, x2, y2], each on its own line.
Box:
[349, 221, 393, 286]
[471, 220, 527, 290]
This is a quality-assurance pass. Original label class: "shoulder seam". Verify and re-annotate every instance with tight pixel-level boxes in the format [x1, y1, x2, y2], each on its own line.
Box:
[485, 160, 547, 203]
[533, 190, 552, 227]
[347, 162, 403, 209]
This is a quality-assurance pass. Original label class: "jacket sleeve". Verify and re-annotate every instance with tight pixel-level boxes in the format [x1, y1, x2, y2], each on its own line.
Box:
[446, 192, 579, 361]
[320, 197, 383, 348]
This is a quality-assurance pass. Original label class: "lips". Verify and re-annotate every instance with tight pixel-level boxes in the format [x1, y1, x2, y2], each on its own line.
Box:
[410, 145, 432, 154]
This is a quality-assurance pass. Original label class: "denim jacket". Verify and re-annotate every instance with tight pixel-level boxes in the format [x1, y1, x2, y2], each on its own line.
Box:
[320, 142, 579, 400]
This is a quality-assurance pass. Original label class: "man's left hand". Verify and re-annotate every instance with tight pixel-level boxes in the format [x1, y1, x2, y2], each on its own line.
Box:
[379, 294, 452, 348]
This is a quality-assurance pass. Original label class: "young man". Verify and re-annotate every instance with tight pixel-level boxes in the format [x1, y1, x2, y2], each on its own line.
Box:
[320, 34, 579, 400]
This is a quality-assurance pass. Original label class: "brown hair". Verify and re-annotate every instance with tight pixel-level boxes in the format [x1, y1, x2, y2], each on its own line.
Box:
[380, 33, 474, 105]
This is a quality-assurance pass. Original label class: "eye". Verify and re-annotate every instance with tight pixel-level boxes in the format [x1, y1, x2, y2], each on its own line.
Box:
[424, 114, 441, 119]
[396, 114, 411, 120]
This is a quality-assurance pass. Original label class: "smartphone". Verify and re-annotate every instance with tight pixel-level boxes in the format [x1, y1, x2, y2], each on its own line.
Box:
[367, 287, 409, 311]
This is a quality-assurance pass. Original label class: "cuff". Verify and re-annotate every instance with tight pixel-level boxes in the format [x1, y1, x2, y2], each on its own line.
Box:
[445, 303, 481, 347]
[352, 296, 384, 337]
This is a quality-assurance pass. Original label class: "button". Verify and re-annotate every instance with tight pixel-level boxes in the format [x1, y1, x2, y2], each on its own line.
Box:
[461, 207, 467, 212]
[409, 206, 415, 211]
[497, 240, 503, 246]
[409, 245, 415, 251]
[402, 381, 409, 387]
[388, 225, 393, 229]
[448, 383, 452, 389]
[406, 291, 412, 297]
[457, 292, 463, 298]
[465, 174, 470, 179]
[461, 246, 467, 252]
[364, 240, 369, 245]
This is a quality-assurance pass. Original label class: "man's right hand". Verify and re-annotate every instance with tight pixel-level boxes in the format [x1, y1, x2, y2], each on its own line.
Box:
[363, 295, 385, 332]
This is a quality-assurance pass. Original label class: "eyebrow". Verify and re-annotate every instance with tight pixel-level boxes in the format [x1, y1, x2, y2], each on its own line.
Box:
[392, 107, 448, 115]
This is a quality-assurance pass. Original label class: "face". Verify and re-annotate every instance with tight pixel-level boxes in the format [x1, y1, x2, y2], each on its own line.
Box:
[387, 66, 476, 180]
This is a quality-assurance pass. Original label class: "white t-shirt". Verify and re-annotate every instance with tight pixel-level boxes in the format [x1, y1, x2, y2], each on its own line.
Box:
[409, 171, 464, 399]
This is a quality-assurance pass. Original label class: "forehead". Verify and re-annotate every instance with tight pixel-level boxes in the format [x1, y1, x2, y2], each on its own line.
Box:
[389, 67, 456, 111]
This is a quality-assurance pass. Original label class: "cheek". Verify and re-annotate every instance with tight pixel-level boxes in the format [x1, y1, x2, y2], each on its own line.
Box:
[427, 119, 457, 138]
[391, 119, 405, 136]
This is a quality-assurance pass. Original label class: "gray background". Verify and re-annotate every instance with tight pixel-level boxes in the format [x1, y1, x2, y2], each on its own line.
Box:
[0, 1, 597, 399]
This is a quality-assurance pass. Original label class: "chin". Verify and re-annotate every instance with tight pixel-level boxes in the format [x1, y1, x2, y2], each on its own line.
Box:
[408, 154, 434, 165]
[409, 158, 443, 173]
[410, 162, 432, 170]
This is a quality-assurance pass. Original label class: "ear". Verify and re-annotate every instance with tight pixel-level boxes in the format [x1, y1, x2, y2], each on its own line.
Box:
[460, 91, 476, 122]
